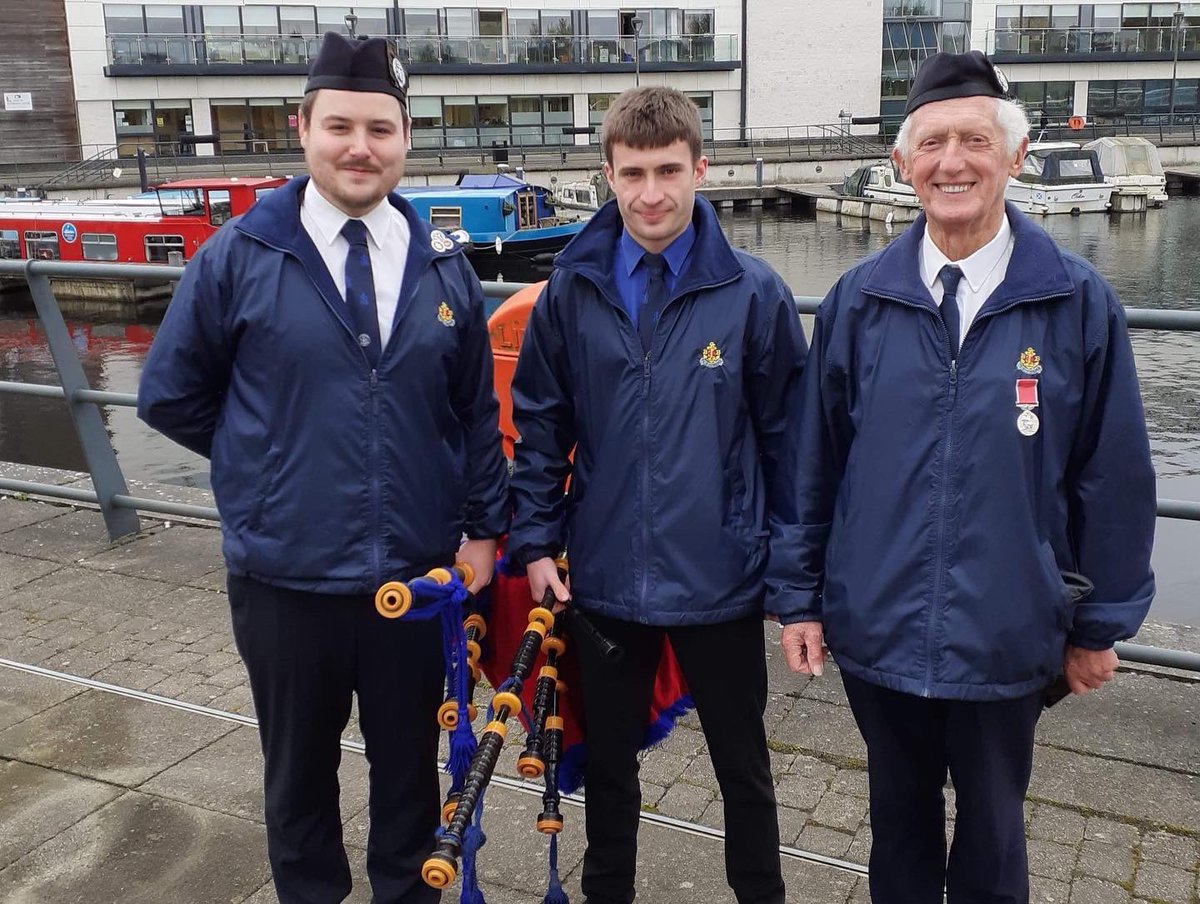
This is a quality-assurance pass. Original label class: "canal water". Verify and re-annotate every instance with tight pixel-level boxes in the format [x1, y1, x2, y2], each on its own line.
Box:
[3, 200, 1198, 621]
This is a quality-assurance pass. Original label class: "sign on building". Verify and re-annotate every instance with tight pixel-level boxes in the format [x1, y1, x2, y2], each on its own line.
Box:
[3, 93, 33, 111]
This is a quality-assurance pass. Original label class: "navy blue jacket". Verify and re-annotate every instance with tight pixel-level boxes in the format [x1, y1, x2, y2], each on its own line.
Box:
[138, 176, 509, 594]
[508, 197, 809, 625]
[773, 205, 1156, 701]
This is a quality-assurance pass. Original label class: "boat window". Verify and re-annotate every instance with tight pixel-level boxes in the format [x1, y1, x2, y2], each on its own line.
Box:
[1058, 157, 1096, 180]
[82, 233, 119, 262]
[0, 229, 19, 260]
[1022, 154, 1047, 178]
[24, 231, 60, 260]
[208, 189, 232, 226]
[254, 187, 278, 203]
[145, 234, 185, 263]
[430, 206, 464, 229]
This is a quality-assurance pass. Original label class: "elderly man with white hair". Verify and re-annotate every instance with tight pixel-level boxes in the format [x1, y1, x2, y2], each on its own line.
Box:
[768, 51, 1156, 903]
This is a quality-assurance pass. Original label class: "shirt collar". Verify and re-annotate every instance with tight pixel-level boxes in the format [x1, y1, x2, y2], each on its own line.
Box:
[303, 182, 393, 250]
[618, 221, 697, 278]
[920, 214, 1012, 294]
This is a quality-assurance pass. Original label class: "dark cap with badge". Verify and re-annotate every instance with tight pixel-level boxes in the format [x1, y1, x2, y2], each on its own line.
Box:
[904, 50, 1010, 115]
[304, 31, 408, 111]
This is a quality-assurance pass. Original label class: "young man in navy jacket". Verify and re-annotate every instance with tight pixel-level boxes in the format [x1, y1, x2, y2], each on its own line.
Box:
[138, 33, 508, 904]
[508, 86, 808, 904]
[775, 52, 1156, 903]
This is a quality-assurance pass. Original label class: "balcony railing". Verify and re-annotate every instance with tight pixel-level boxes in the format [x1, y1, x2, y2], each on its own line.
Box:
[106, 32, 738, 69]
[988, 24, 1200, 56]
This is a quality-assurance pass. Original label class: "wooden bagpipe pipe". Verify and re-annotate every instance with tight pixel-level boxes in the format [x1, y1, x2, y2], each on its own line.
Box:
[363, 283, 695, 903]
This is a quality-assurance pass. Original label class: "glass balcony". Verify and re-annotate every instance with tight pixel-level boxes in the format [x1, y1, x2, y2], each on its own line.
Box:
[106, 32, 738, 69]
[989, 24, 1200, 57]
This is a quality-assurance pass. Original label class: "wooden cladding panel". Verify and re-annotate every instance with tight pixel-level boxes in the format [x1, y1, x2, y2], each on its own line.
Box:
[0, 0, 81, 166]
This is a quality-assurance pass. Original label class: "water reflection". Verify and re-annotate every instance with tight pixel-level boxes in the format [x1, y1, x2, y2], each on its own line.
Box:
[2, 201, 1198, 621]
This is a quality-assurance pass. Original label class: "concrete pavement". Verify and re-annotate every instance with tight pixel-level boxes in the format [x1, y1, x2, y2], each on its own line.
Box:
[0, 484, 1197, 904]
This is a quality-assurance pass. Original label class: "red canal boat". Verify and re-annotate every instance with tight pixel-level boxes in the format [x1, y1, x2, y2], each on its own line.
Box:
[0, 176, 288, 268]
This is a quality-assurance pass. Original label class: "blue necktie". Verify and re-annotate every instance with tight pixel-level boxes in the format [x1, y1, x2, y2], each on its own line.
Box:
[938, 264, 964, 360]
[340, 219, 382, 365]
[639, 252, 667, 355]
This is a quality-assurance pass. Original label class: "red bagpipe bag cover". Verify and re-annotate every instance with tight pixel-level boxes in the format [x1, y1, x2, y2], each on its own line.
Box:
[483, 557, 693, 795]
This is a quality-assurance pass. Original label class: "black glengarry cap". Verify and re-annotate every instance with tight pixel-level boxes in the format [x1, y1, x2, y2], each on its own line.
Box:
[304, 31, 408, 110]
[905, 50, 1010, 116]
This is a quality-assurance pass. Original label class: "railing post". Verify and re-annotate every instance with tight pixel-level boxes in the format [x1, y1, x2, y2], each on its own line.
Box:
[23, 264, 141, 539]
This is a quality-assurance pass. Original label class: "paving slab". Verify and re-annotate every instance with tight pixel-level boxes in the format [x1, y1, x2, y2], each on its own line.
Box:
[1029, 746, 1200, 833]
[79, 521, 223, 585]
[0, 551, 61, 593]
[0, 496, 70, 533]
[0, 790, 271, 904]
[0, 507, 130, 563]
[1035, 672, 1200, 774]
[0, 759, 122, 870]
[0, 663, 84, 731]
[0, 684, 237, 787]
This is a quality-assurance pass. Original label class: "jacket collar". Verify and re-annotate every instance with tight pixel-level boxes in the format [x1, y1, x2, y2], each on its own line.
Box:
[862, 202, 1076, 312]
[236, 175, 464, 276]
[554, 194, 743, 303]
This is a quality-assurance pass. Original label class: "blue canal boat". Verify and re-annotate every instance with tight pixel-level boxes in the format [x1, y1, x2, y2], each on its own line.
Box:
[396, 173, 585, 279]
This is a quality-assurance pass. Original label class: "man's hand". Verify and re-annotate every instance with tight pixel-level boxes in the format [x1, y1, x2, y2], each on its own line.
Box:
[1064, 644, 1118, 695]
[457, 538, 497, 594]
[780, 621, 826, 676]
[526, 556, 570, 607]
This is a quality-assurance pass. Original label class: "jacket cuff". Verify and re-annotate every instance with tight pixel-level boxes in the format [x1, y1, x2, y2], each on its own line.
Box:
[513, 544, 559, 566]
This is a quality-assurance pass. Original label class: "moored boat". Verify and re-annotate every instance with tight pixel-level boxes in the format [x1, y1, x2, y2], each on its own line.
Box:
[395, 173, 584, 280]
[1005, 143, 1113, 216]
[1083, 136, 1168, 210]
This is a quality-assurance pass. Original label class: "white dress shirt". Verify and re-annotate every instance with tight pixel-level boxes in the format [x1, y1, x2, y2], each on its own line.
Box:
[919, 215, 1015, 350]
[300, 183, 411, 348]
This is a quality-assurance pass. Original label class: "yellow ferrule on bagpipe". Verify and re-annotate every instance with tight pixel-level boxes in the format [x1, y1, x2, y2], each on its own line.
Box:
[542, 635, 566, 655]
[545, 715, 565, 731]
[484, 720, 508, 740]
[491, 690, 522, 714]
[538, 665, 558, 681]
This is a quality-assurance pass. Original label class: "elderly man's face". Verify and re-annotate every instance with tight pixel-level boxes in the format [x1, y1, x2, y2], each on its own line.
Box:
[894, 96, 1025, 243]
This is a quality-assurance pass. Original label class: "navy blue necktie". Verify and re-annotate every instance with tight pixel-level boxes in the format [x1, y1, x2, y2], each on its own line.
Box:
[938, 264, 964, 360]
[639, 252, 667, 355]
[340, 219, 382, 365]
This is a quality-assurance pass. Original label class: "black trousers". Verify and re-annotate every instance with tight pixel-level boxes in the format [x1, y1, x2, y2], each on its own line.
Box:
[573, 611, 785, 904]
[840, 671, 1045, 904]
[228, 574, 445, 904]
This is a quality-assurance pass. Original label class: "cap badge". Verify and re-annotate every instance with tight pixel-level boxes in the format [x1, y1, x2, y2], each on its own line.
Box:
[430, 230, 454, 253]
[391, 56, 407, 90]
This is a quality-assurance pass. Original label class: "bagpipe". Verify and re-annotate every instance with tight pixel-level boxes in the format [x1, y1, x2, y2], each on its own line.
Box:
[368, 283, 694, 903]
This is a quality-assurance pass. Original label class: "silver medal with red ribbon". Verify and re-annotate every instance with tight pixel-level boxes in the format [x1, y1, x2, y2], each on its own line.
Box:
[1016, 377, 1040, 436]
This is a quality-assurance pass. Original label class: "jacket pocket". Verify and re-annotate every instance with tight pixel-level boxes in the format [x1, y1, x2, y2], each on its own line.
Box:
[246, 445, 282, 533]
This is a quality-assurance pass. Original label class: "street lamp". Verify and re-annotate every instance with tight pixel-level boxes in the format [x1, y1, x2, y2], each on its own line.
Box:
[1168, 3, 1185, 129]
[632, 16, 643, 85]
[344, 11, 359, 38]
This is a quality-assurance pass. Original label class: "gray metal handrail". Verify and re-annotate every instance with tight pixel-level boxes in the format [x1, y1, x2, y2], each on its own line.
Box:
[1, 259, 1198, 674]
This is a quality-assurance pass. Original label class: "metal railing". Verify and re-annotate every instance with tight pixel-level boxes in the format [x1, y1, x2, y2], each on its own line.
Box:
[987, 23, 1200, 56]
[105, 31, 739, 68]
[1, 258, 1199, 674]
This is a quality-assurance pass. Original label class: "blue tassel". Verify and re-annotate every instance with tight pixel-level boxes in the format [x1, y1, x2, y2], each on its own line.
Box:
[642, 694, 696, 748]
[459, 806, 488, 904]
[447, 718, 477, 784]
[542, 834, 570, 904]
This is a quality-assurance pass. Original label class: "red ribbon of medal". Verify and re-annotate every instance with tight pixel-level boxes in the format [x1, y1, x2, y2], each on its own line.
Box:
[1015, 378, 1039, 408]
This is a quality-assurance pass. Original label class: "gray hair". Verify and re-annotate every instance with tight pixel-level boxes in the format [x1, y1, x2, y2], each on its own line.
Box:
[893, 97, 1030, 159]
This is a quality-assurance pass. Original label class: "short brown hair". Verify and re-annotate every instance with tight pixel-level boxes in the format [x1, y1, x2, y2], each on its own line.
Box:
[601, 86, 703, 163]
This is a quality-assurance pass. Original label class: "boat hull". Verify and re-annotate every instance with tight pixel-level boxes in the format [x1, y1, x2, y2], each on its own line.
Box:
[1005, 183, 1112, 216]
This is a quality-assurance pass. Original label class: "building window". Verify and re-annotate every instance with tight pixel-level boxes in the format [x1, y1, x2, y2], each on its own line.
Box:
[82, 233, 119, 262]
[114, 100, 194, 158]
[1012, 80, 1075, 119]
[430, 207, 463, 229]
[145, 234, 186, 262]
[410, 95, 445, 149]
[687, 92, 714, 141]
[24, 231, 61, 260]
[0, 229, 19, 260]
[588, 93, 616, 143]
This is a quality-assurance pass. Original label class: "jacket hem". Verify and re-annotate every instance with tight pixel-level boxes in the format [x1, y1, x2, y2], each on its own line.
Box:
[832, 651, 1054, 702]
[572, 594, 763, 626]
